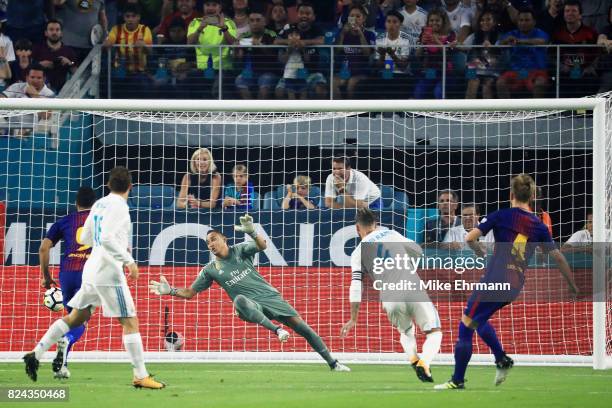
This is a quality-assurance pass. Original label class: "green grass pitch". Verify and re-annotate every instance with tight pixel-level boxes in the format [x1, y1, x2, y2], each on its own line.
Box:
[1, 363, 611, 408]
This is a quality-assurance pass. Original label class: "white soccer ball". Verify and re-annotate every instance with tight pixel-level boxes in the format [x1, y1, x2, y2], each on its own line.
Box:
[164, 331, 183, 351]
[43, 288, 64, 312]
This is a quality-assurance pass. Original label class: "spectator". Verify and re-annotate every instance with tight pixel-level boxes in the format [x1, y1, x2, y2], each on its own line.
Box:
[267, 3, 289, 34]
[150, 17, 195, 98]
[336, 0, 384, 31]
[1, 64, 54, 137]
[443, 203, 494, 250]
[597, 5, 612, 92]
[33, 19, 78, 94]
[0, 10, 15, 90]
[281, 175, 318, 209]
[472, 0, 519, 34]
[553, 0, 599, 97]
[380, 0, 403, 16]
[8, 38, 32, 85]
[537, 0, 564, 37]
[530, 185, 553, 236]
[274, 2, 326, 99]
[413, 8, 456, 99]
[155, 0, 201, 41]
[442, 0, 472, 44]
[54, 0, 108, 63]
[371, 10, 414, 98]
[235, 10, 279, 99]
[464, 10, 500, 98]
[424, 189, 461, 246]
[496, 8, 549, 99]
[0, 63, 54, 97]
[324, 156, 382, 209]
[233, 8, 250, 38]
[278, 24, 310, 99]
[399, 0, 428, 45]
[223, 163, 255, 210]
[333, 5, 375, 99]
[121, 0, 163, 29]
[177, 147, 222, 209]
[103, 3, 152, 98]
[4, 0, 54, 44]
[561, 211, 592, 253]
[187, 0, 237, 98]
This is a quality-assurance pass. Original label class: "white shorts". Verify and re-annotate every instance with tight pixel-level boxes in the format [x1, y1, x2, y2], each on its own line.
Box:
[382, 301, 440, 334]
[68, 282, 136, 318]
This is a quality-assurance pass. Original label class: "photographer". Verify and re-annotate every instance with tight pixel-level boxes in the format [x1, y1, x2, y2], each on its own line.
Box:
[32, 19, 77, 94]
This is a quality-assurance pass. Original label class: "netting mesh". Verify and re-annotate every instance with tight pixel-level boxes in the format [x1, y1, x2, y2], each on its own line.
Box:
[0, 99, 609, 365]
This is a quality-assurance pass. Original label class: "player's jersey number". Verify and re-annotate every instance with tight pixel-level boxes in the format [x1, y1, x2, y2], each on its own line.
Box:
[76, 227, 92, 251]
[511, 233, 527, 263]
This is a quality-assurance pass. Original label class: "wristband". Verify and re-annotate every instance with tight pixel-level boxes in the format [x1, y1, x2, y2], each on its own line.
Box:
[169, 287, 178, 296]
[248, 231, 258, 239]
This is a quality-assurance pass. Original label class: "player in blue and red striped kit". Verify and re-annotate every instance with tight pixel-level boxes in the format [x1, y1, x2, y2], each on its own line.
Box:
[40, 186, 97, 379]
[435, 174, 578, 390]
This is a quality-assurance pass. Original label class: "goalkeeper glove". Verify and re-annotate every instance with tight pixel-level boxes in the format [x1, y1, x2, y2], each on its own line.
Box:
[149, 275, 174, 295]
[235, 214, 257, 238]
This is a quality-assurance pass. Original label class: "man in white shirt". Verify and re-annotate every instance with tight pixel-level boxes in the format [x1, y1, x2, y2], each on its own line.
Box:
[23, 167, 165, 389]
[443, 203, 494, 250]
[341, 208, 442, 382]
[443, 0, 472, 43]
[324, 156, 381, 209]
[0, 63, 55, 98]
[399, 0, 427, 44]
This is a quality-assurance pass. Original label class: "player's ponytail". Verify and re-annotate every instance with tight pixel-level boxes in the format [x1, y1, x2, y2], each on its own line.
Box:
[511, 173, 536, 204]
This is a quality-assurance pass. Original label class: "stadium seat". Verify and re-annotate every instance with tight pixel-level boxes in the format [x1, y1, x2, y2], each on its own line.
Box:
[392, 191, 409, 210]
[405, 208, 439, 243]
[378, 184, 394, 209]
[129, 184, 176, 209]
[263, 191, 280, 210]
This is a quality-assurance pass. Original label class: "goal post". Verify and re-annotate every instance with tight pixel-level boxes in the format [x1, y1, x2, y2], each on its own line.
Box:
[0, 97, 610, 369]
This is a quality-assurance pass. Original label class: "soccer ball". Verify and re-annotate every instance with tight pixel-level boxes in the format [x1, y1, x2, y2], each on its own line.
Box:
[43, 288, 64, 312]
[164, 331, 183, 351]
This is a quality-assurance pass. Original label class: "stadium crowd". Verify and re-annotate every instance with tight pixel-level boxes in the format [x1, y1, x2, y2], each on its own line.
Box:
[0, 0, 610, 99]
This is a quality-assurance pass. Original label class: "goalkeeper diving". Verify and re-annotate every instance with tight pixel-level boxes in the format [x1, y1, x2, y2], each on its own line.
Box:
[149, 214, 350, 372]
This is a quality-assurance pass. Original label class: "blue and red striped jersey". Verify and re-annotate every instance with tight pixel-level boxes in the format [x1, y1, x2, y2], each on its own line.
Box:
[45, 210, 91, 273]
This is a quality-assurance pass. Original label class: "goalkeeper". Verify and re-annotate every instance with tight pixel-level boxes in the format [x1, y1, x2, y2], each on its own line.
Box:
[149, 215, 350, 372]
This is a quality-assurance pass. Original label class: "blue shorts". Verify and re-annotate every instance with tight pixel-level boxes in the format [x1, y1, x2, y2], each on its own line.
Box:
[464, 286, 521, 326]
[59, 271, 83, 313]
[235, 72, 279, 90]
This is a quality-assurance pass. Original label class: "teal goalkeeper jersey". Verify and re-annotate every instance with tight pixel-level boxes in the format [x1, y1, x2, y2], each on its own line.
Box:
[191, 241, 281, 301]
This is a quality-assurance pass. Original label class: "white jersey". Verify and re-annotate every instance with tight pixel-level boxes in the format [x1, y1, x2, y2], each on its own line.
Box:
[443, 224, 495, 249]
[325, 169, 381, 205]
[350, 228, 440, 332]
[399, 6, 427, 45]
[445, 4, 472, 34]
[80, 193, 134, 286]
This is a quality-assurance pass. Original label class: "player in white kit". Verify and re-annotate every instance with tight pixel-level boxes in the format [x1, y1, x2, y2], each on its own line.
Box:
[340, 208, 442, 382]
[23, 167, 164, 389]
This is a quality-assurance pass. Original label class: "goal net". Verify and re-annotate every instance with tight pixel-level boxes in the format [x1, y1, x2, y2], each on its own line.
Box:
[0, 98, 610, 369]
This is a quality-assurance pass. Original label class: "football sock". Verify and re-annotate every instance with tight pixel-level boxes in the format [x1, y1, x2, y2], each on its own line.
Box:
[452, 322, 474, 384]
[34, 319, 70, 360]
[399, 327, 418, 363]
[291, 320, 336, 367]
[64, 324, 86, 365]
[123, 333, 148, 379]
[477, 322, 505, 362]
[421, 331, 442, 366]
